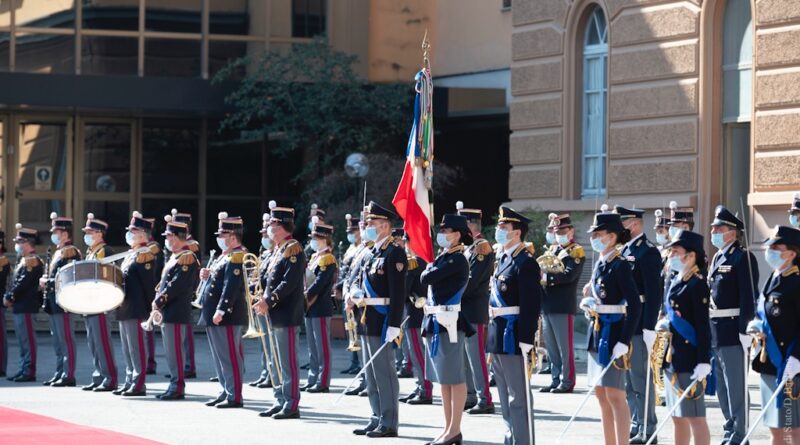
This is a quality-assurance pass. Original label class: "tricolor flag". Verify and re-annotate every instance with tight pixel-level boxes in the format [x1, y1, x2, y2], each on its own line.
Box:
[392, 69, 434, 263]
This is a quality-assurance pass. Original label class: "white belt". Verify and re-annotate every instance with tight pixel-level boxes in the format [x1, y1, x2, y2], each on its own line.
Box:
[423, 304, 461, 315]
[490, 306, 520, 317]
[709, 308, 740, 318]
[359, 297, 390, 306]
[596, 304, 627, 314]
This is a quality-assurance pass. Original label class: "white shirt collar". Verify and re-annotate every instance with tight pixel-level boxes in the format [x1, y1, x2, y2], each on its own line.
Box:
[503, 242, 521, 256]
[625, 232, 643, 249]
[599, 249, 616, 264]
[374, 235, 389, 250]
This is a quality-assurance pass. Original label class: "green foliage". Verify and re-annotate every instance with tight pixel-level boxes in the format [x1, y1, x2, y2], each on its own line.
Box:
[213, 37, 412, 183]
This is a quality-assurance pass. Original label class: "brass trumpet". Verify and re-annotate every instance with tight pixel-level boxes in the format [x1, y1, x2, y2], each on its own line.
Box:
[410, 293, 427, 309]
[537, 247, 565, 274]
[191, 250, 217, 309]
[345, 309, 361, 352]
[141, 309, 163, 332]
[241, 252, 283, 386]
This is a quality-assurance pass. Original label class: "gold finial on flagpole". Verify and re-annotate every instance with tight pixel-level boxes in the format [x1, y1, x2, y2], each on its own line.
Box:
[422, 29, 431, 71]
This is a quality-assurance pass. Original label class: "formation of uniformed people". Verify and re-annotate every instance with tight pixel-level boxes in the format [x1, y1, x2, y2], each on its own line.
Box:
[4, 193, 800, 445]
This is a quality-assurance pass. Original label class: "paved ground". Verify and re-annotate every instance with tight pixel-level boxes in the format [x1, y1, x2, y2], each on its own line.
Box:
[0, 329, 772, 444]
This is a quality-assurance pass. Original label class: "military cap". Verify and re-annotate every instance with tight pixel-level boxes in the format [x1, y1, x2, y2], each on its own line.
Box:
[127, 211, 154, 232]
[789, 193, 800, 213]
[710, 205, 743, 230]
[13, 223, 37, 243]
[268, 200, 295, 224]
[214, 212, 244, 235]
[669, 201, 694, 226]
[455, 201, 482, 222]
[49, 212, 73, 233]
[345, 213, 360, 232]
[588, 205, 624, 234]
[613, 205, 645, 220]
[654, 209, 670, 229]
[82, 213, 108, 232]
[497, 206, 530, 225]
[548, 213, 573, 230]
[365, 201, 396, 221]
[763, 225, 800, 248]
[667, 229, 705, 259]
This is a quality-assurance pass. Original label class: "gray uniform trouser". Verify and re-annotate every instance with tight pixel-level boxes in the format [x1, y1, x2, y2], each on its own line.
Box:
[272, 326, 300, 411]
[161, 323, 186, 394]
[364, 335, 400, 430]
[0, 306, 7, 373]
[256, 314, 277, 382]
[119, 319, 146, 391]
[714, 345, 747, 443]
[465, 323, 493, 406]
[48, 312, 76, 381]
[626, 334, 656, 436]
[85, 314, 117, 387]
[207, 324, 244, 403]
[304, 316, 332, 388]
[493, 353, 531, 445]
[13, 313, 37, 377]
[183, 324, 196, 373]
[542, 313, 575, 389]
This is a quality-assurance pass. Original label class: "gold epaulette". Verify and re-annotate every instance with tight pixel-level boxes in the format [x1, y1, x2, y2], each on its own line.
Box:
[230, 251, 245, 264]
[447, 244, 465, 254]
[62, 245, 79, 259]
[283, 240, 302, 258]
[567, 244, 585, 259]
[407, 256, 419, 271]
[187, 241, 200, 253]
[475, 239, 493, 256]
[148, 242, 161, 255]
[317, 253, 336, 268]
[177, 251, 198, 266]
[136, 251, 155, 264]
[0, 255, 8, 267]
[93, 245, 107, 260]
[381, 236, 395, 250]
[512, 243, 535, 258]
[683, 265, 701, 282]
[365, 240, 375, 248]
[607, 250, 621, 262]
[783, 265, 800, 277]
[25, 256, 42, 268]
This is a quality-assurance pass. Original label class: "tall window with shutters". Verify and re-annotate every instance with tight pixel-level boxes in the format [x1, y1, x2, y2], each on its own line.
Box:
[581, 6, 608, 198]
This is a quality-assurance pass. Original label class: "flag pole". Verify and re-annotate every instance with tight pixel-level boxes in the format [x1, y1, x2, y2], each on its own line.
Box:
[420, 30, 436, 245]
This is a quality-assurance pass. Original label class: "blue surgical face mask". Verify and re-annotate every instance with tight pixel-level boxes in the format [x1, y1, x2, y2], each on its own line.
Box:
[669, 255, 686, 273]
[83, 234, 94, 247]
[310, 239, 322, 252]
[125, 231, 136, 247]
[14, 244, 23, 255]
[347, 233, 357, 244]
[710, 232, 726, 249]
[308, 222, 314, 231]
[556, 234, 570, 246]
[791, 214, 799, 228]
[495, 228, 509, 246]
[50, 233, 60, 245]
[765, 248, 786, 270]
[436, 233, 450, 248]
[656, 233, 669, 246]
[164, 238, 174, 252]
[266, 226, 276, 240]
[364, 227, 378, 242]
[590, 236, 607, 253]
[261, 237, 273, 250]
[545, 232, 556, 245]
[669, 226, 681, 239]
[216, 236, 227, 251]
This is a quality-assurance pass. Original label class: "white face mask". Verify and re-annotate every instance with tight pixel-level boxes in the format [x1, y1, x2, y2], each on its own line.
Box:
[14, 244, 23, 255]
[310, 239, 323, 252]
[216, 237, 228, 251]
[347, 233, 357, 244]
[83, 234, 95, 247]
[164, 238, 174, 252]
[556, 234, 570, 246]
[266, 226, 276, 240]
[436, 233, 451, 248]
[50, 233, 61, 246]
[125, 231, 136, 247]
[655, 233, 669, 246]
[261, 237, 273, 250]
[545, 232, 556, 245]
[669, 226, 681, 239]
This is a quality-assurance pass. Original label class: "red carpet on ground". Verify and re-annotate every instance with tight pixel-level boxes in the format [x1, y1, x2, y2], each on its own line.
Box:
[0, 406, 164, 444]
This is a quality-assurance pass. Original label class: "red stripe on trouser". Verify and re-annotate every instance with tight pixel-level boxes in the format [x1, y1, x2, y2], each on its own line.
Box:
[146, 331, 156, 369]
[134, 322, 146, 390]
[476, 323, 493, 404]
[408, 328, 432, 398]
[319, 318, 330, 387]
[225, 326, 243, 403]
[288, 326, 299, 411]
[24, 314, 36, 375]
[173, 324, 185, 392]
[567, 314, 575, 387]
[97, 314, 117, 386]
[186, 327, 196, 372]
[63, 313, 75, 379]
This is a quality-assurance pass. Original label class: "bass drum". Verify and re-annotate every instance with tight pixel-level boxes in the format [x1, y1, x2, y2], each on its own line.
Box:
[55, 260, 124, 315]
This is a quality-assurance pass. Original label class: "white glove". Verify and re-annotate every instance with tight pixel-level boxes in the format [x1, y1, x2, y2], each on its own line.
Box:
[739, 334, 751, 353]
[784, 356, 800, 381]
[582, 282, 591, 297]
[519, 342, 534, 355]
[612, 342, 629, 360]
[690, 363, 712, 380]
[384, 326, 401, 344]
[642, 329, 656, 356]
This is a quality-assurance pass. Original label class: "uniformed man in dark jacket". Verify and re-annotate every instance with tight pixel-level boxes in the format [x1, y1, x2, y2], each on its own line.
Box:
[541, 213, 584, 394]
[114, 211, 157, 396]
[708, 205, 759, 445]
[487, 206, 543, 445]
[152, 215, 199, 400]
[170, 209, 199, 379]
[251, 209, 277, 388]
[351, 201, 407, 438]
[455, 201, 496, 413]
[3, 224, 43, 382]
[614, 205, 662, 443]
[82, 214, 118, 392]
[41, 213, 81, 387]
[0, 233, 10, 378]
[254, 204, 306, 420]
[337, 213, 362, 375]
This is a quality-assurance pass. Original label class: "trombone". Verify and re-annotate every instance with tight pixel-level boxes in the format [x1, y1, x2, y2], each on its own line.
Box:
[191, 250, 217, 309]
[241, 252, 283, 386]
[345, 308, 361, 352]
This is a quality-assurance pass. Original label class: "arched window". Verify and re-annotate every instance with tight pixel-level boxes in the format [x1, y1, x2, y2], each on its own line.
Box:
[581, 6, 608, 198]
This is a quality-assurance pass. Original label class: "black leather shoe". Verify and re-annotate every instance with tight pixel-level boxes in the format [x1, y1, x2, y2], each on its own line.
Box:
[433, 433, 462, 445]
[629, 430, 639, 439]
[399, 393, 415, 403]
[630, 434, 655, 444]
[272, 409, 299, 419]
[538, 386, 553, 393]
[463, 400, 478, 411]
[51, 378, 76, 387]
[112, 386, 130, 395]
[0, 372, 6, 378]
[300, 363, 310, 370]
[216, 400, 243, 409]
[359, 389, 368, 397]
[43, 376, 59, 386]
[551, 385, 574, 394]
[205, 395, 226, 407]
[259, 405, 282, 417]
[82, 382, 100, 391]
[249, 377, 266, 387]
[366, 426, 398, 438]
[537, 365, 551, 375]
[467, 403, 495, 415]
[145, 369, 156, 375]
[164, 374, 171, 379]
[209, 376, 219, 382]
[353, 423, 378, 436]
[93, 385, 116, 392]
[257, 381, 273, 389]
[406, 395, 433, 405]
[122, 389, 147, 397]
[299, 383, 313, 392]
[396, 368, 413, 378]
[184, 372, 197, 379]
[306, 385, 329, 393]
[348, 366, 362, 375]
[6, 372, 21, 381]
[345, 385, 364, 396]
[159, 392, 185, 401]
[12, 375, 36, 383]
